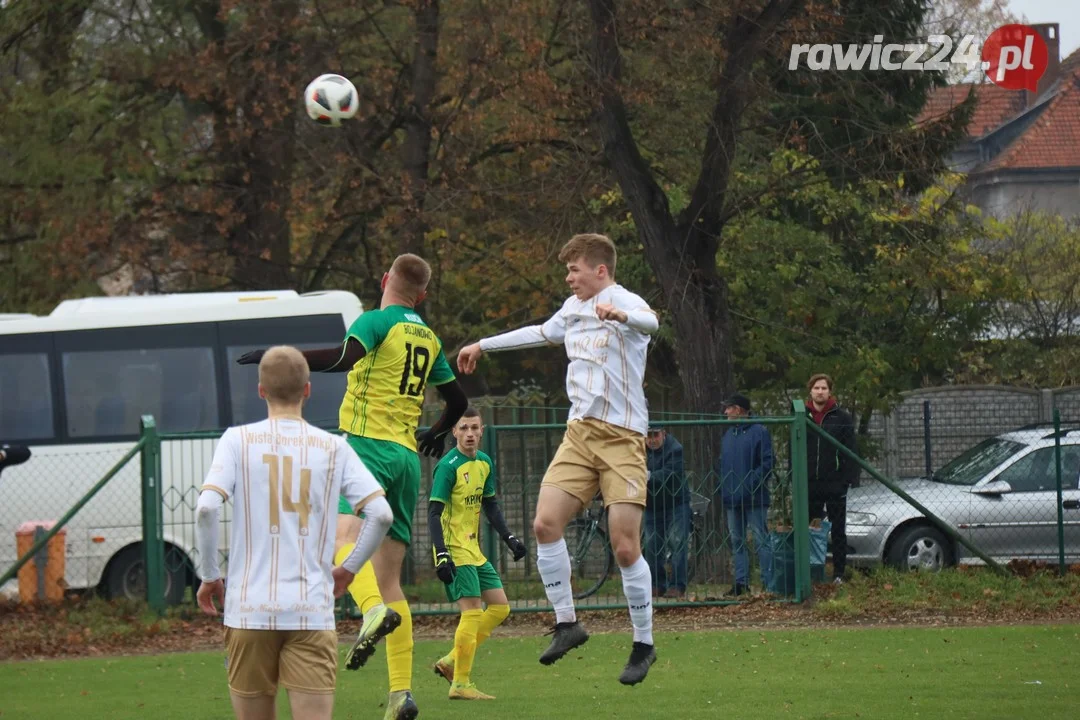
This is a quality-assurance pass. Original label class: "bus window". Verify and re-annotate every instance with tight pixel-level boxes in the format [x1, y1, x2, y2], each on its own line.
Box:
[226, 344, 345, 428]
[218, 315, 349, 429]
[62, 347, 220, 437]
[0, 352, 54, 441]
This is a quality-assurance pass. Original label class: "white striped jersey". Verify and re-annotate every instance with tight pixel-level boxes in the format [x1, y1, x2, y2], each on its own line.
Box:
[201, 418, 383, 631]
[542, 285, 653, 435]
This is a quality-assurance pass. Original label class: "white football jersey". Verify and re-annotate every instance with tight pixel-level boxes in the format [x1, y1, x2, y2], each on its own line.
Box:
[541, 285, 653, 435]
[201, 418, 382, 631]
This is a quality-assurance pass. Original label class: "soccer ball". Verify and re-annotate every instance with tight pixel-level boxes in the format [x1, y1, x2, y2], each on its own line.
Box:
[304, 74, 358, 127]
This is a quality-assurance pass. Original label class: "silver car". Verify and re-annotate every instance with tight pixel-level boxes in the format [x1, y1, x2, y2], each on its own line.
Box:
[845, 425, 1080, 571]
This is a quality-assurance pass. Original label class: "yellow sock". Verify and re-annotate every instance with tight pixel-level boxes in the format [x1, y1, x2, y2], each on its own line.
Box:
[385, 599, 413, 692]
[449, 603, 509, 664]
[453, 609, 484, 686]
[334, 545, 384, 614]
[476, 604, 510, 648]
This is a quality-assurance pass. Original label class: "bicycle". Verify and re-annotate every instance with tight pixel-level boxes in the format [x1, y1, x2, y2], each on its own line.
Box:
[565, 495, 613, 600]
[567, 492, 710, 600]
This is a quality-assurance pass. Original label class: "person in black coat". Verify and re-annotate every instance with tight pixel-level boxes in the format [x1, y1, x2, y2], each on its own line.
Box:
[805, 374, 858, 583]
[643, 425, 690, 598]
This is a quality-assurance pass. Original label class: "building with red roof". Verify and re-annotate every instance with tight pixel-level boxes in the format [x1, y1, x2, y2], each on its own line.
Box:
[917, 23, 1080, 217]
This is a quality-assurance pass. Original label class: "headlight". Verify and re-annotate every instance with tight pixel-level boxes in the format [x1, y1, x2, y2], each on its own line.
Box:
[846, 511, 877, 525]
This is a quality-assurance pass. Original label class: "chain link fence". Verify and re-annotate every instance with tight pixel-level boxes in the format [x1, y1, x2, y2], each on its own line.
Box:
[5, 403, 1077, 615]
[844, 412, 1080, 575]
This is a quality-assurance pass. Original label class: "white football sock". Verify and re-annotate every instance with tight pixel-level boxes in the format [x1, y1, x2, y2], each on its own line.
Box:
[536, 538, 576, 624]
[620, 555, 654, 645]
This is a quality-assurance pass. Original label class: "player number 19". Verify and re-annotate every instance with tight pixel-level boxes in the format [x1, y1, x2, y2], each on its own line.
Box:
[399, 342, 430, 397]
[263, 453, 312, 535]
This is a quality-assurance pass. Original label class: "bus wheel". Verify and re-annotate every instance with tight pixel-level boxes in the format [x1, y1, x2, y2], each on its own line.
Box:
[103, 544, 187, 606]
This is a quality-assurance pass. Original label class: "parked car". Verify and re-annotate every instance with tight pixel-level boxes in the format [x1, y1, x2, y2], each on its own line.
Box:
[846, 425, 1080, 571]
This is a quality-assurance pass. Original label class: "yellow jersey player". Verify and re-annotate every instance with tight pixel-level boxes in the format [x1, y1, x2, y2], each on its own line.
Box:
[426, 408, 527, 700]
[237, 254, 468, 720]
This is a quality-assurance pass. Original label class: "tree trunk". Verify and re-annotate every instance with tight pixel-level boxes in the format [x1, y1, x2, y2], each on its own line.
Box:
[228, 129, 296, 289]
[223, 1, 299, 289]
[653, 244, 735, 413]
[399, 0, 440, 256]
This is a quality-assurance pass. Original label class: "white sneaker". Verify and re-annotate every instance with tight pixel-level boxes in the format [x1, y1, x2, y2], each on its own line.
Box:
[833, 576, 844, 585]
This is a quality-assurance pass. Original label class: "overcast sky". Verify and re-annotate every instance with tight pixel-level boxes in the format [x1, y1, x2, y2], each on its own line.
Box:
[1008, 0, 1080, 58]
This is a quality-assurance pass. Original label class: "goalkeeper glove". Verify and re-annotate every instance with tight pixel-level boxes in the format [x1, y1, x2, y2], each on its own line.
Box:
[434, 550, 456, 585]
[504, 534, 527, 561]
[415, 427, 450, 458]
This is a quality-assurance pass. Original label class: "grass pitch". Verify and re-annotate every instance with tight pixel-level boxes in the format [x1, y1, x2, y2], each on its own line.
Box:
[1, 624, 1076, 719]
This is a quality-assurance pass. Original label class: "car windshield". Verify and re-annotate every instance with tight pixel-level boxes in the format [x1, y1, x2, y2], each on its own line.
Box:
[933, 437, 1026, 486]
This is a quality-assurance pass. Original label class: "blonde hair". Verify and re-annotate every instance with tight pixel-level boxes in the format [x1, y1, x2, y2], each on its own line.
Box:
[558, 233, 617, 276]
[259, 346, 310, 404]
[389, 253, 432, 298]
[807, 373, 834, 392]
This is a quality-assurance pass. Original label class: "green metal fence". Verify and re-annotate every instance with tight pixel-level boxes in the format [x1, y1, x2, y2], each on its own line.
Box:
[7, 400, 1074, 617]
[141, 402, 815, 613]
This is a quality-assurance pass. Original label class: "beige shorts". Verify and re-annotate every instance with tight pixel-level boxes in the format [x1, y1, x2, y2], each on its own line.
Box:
[224, 627, 337, 697]
[542, 418, 648, 507]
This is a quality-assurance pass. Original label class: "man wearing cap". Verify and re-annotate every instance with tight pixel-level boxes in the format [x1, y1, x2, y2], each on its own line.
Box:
[643, 424, 689, 598]
[715, 394, 773, 596]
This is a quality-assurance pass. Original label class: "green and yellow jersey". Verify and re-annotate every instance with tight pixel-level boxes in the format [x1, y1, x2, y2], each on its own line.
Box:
[339, 305, 455, 450]
[429, 448, 497, 566]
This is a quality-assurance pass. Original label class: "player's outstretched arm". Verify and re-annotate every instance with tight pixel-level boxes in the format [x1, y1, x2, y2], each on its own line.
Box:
[415, 379, 469, 458]
[235, 338, 366, 373]
[427, 501, 456, 584]
[481, 496, 527, 561]
[458, 311, 567, 374]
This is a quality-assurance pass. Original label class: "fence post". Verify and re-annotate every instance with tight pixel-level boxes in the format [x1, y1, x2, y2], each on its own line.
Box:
[1054, 409, 1066, 577]
[790, 400, 811, 602]
[140, 416, 166, 614]
[922, 400, 933, 480]
[481, 423, 500, 567]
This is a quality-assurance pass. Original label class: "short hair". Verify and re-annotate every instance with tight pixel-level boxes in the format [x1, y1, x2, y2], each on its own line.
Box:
[389, 253, 432, 298]
[558, 233, 617, 276]
[807, 373, 834, 392]
[461, 406, 482, 419]
[259, 346, 310, 404]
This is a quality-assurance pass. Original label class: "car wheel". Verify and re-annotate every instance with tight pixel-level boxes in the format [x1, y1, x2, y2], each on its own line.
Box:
[886, 524, 952, 572]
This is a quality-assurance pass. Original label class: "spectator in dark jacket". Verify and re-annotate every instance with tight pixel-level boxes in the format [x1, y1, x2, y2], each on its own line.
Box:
[644, 425, 690, 598]
[806, 373, 859, 583]
[0, 444, 31, 478]
[716, 394, 773, 596]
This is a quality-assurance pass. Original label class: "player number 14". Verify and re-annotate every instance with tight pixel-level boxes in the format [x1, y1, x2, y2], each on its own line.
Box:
[263, 453, 312, 535]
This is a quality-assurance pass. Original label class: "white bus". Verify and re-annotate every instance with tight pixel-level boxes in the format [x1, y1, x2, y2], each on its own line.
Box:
[0, 290, 362, 603]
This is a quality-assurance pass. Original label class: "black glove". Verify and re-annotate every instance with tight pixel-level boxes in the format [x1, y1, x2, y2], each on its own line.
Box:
[0, 445, 30, 472]
[416, 428, 449, 458]
[434, 550, 456, 585]
[236, 349, 266, 366]
[504, 534, 527, 561]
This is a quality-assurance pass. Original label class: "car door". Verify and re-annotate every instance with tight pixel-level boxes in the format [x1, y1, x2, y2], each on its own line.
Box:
[1056, 446, 1080, 563]
[965, 446, 1075, 561]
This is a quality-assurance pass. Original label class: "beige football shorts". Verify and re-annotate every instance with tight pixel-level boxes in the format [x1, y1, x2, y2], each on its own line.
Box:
[542, 418, 648, 507]
[224, 627, 337, 697]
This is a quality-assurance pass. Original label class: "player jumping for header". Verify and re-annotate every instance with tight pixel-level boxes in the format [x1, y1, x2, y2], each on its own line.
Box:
[457, 233, 659, 686]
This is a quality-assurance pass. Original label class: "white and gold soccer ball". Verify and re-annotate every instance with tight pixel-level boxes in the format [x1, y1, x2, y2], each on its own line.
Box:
[304, 74, 358, 127]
